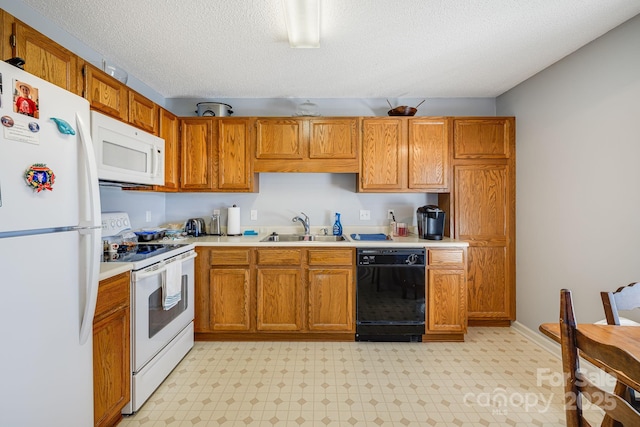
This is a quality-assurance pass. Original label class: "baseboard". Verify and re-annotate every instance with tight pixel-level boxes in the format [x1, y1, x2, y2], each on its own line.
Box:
[510, 320, 561, 359]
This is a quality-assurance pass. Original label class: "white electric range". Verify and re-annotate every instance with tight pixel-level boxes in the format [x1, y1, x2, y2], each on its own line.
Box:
[101, 212, 196, 414]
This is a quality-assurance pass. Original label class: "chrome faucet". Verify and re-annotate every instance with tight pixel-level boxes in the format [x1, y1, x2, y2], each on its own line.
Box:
[292, 212, 310, 235]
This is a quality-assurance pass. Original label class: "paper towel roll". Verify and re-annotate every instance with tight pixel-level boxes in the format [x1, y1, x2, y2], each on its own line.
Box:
[227, 206, 241, 236]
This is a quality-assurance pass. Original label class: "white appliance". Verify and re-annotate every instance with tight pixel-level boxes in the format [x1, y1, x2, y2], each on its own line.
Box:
[91, 110, 165, 186]
[101, 212, 196, 414]
[0, 61, 101, 426]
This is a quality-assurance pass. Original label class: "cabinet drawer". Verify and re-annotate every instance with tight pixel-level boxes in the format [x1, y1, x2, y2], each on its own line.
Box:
[256, 249, 302, 265]
[308, 249, 353, 266]
[429, 249, 464, 266]
[209, 248, 251, 266]
[95, 272, 130, 320]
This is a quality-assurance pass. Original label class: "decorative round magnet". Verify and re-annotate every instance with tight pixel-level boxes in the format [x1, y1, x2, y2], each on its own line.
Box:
[28, 122, 40, 132]
[1, 115, 14, 127]
[24, 164, 56, 192]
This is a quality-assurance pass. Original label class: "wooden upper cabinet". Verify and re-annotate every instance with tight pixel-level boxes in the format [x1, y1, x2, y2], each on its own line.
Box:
[218, 118, 254, 191]
[408, 118, 449, 191]
[11, 19, 79, 95]
[158, 108, 179, 191]
[180, 118, 217, 191]
[255, 118, 305, 159]
[129, 91, 158, 134]
[83, 62, 128, 121]
[360, 117, 450, 192]
[359, 118, 404, 191]
[254, 117, 359, 172]
[308, 118, 358, 159]
[453, 118, 511, 159]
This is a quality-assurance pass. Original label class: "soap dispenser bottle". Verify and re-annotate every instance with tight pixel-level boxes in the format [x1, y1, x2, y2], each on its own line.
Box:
[332, 212, 343, 236]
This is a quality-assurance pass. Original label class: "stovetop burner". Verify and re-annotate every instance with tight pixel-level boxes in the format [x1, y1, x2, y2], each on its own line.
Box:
[103, 243, 193, 270]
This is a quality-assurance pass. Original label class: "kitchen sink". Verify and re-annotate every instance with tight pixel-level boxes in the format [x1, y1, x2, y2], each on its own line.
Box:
[260, 234, 347, 242]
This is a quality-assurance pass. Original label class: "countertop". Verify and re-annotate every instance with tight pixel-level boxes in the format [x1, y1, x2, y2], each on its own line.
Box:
[99, 262, 134, 281]
[99, 230, 468, 281]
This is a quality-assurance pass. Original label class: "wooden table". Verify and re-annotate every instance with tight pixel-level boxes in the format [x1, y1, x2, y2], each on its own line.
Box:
[539, 322, 640, 392]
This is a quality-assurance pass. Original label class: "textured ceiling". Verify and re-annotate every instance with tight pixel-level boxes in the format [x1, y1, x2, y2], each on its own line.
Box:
[19, 0, 640, 99]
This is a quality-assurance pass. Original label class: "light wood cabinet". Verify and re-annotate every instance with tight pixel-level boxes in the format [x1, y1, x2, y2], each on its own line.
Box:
[307, 249, 354, 332]
[94, 272, 130, 427]
[179, 118, 257, 192]
[9, 17, 80, 95]
[128, 90, 158, 134]
[443, 117, 515, 326]
[195, 247, 253, 332]
[256, 249, 304, 331]
[359, 117, 449, 192]
[254, 117, 359, 172]
[425, 249, 467, 341]
[180, 118, 217, 191]
[156, 108, 180, 191]
[83, 62, 128, 121]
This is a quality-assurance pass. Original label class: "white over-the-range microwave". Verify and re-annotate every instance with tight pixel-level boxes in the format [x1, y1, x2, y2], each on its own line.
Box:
[91, 111, 165, 186]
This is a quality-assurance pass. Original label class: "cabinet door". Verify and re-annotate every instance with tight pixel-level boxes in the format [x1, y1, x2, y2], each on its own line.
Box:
[360, 118, 404, 191]
[209, 268, 251, 331]
[93, 273, 130, 427]
[308, 118, 358, 159]
[12, 20, 79, 94]
[408, 118, 449, 191]
[453, 118, 511, 159]
[308, 268, 354, 331]
[157, 108, 179, 191]
[83, 63, 128, 121]
[454, 164, 513, 320]
[129, 91, 158, 134]
[180, 118, 217, 190]
[427, 269, 466, 333]
[256, 268, 303, 331]
[255, 118, 305, 159]
[218, 118, 253, 191]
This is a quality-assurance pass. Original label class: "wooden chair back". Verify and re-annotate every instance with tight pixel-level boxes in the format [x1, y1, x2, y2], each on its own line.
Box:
[559, 289, 640, 427]
[601, 282, 640, 325]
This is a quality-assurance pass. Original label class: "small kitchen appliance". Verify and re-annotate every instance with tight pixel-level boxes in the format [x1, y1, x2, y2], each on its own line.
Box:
[185, 218, 206, 236]
[417, 205, 446, 240]
[210, 212, 222, 236]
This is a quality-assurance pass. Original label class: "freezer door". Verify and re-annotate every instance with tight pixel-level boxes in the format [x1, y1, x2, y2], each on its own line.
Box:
[0, 230, 94, 426]
[0, 61, 91, 232]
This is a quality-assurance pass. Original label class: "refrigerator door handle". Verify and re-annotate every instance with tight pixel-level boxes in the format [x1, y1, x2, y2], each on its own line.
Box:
[79, 227, 101, 345]
[76, 112, 101, 229]
[76, 111, 102, 344]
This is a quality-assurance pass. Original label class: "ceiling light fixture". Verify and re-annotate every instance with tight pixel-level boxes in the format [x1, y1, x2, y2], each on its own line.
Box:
[283, 0, 320, 48]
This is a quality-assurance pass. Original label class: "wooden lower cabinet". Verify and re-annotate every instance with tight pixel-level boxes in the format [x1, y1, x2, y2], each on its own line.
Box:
[307, 249, 354, 332]
[424, 249, 467, 341]
[93, 272, 130, 427]
[195, 246, 355, 340]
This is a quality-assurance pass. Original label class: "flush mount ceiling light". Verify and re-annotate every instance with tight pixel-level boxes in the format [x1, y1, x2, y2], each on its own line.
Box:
[283, 0, 320, 48]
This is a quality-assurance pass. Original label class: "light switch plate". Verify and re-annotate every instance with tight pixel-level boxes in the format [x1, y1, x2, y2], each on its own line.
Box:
[250, 210, 258, 220]
[359, 210, 371, 220]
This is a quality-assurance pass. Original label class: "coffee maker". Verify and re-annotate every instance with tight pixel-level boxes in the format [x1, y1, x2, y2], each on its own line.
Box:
[417, 205, 446, 240]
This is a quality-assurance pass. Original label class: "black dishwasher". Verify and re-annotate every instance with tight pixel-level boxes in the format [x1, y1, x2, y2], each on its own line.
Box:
[356, 248, 426, 342]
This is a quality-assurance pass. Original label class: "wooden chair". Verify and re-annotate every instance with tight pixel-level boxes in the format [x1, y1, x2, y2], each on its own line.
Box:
[601, 282, 640, 326]
[559, 289, 640, 427]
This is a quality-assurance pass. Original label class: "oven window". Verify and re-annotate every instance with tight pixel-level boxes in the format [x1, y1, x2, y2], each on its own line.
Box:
[148, 275, 188, 338]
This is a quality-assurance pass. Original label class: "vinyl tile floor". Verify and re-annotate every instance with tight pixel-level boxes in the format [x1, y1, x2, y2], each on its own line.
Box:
[119, 328, 605, 426]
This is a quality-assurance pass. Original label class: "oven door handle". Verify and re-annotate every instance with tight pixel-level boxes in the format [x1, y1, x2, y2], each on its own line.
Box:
[133, 251, 197, 281]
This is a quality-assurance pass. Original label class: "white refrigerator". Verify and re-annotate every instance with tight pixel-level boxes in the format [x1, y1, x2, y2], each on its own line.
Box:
[0, 61, 101, 426]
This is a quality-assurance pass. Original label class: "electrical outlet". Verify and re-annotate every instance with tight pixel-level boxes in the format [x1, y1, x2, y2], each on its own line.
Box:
[359, 209, 371, 220]
[250, 209, 258, 221]
[387, 209, 395, 220]
[145, 211, 151, 222]
[213, 209, 220, 215]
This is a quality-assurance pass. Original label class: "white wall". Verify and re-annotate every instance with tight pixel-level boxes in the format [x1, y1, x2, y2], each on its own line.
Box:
[497, 14, 640, 329]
